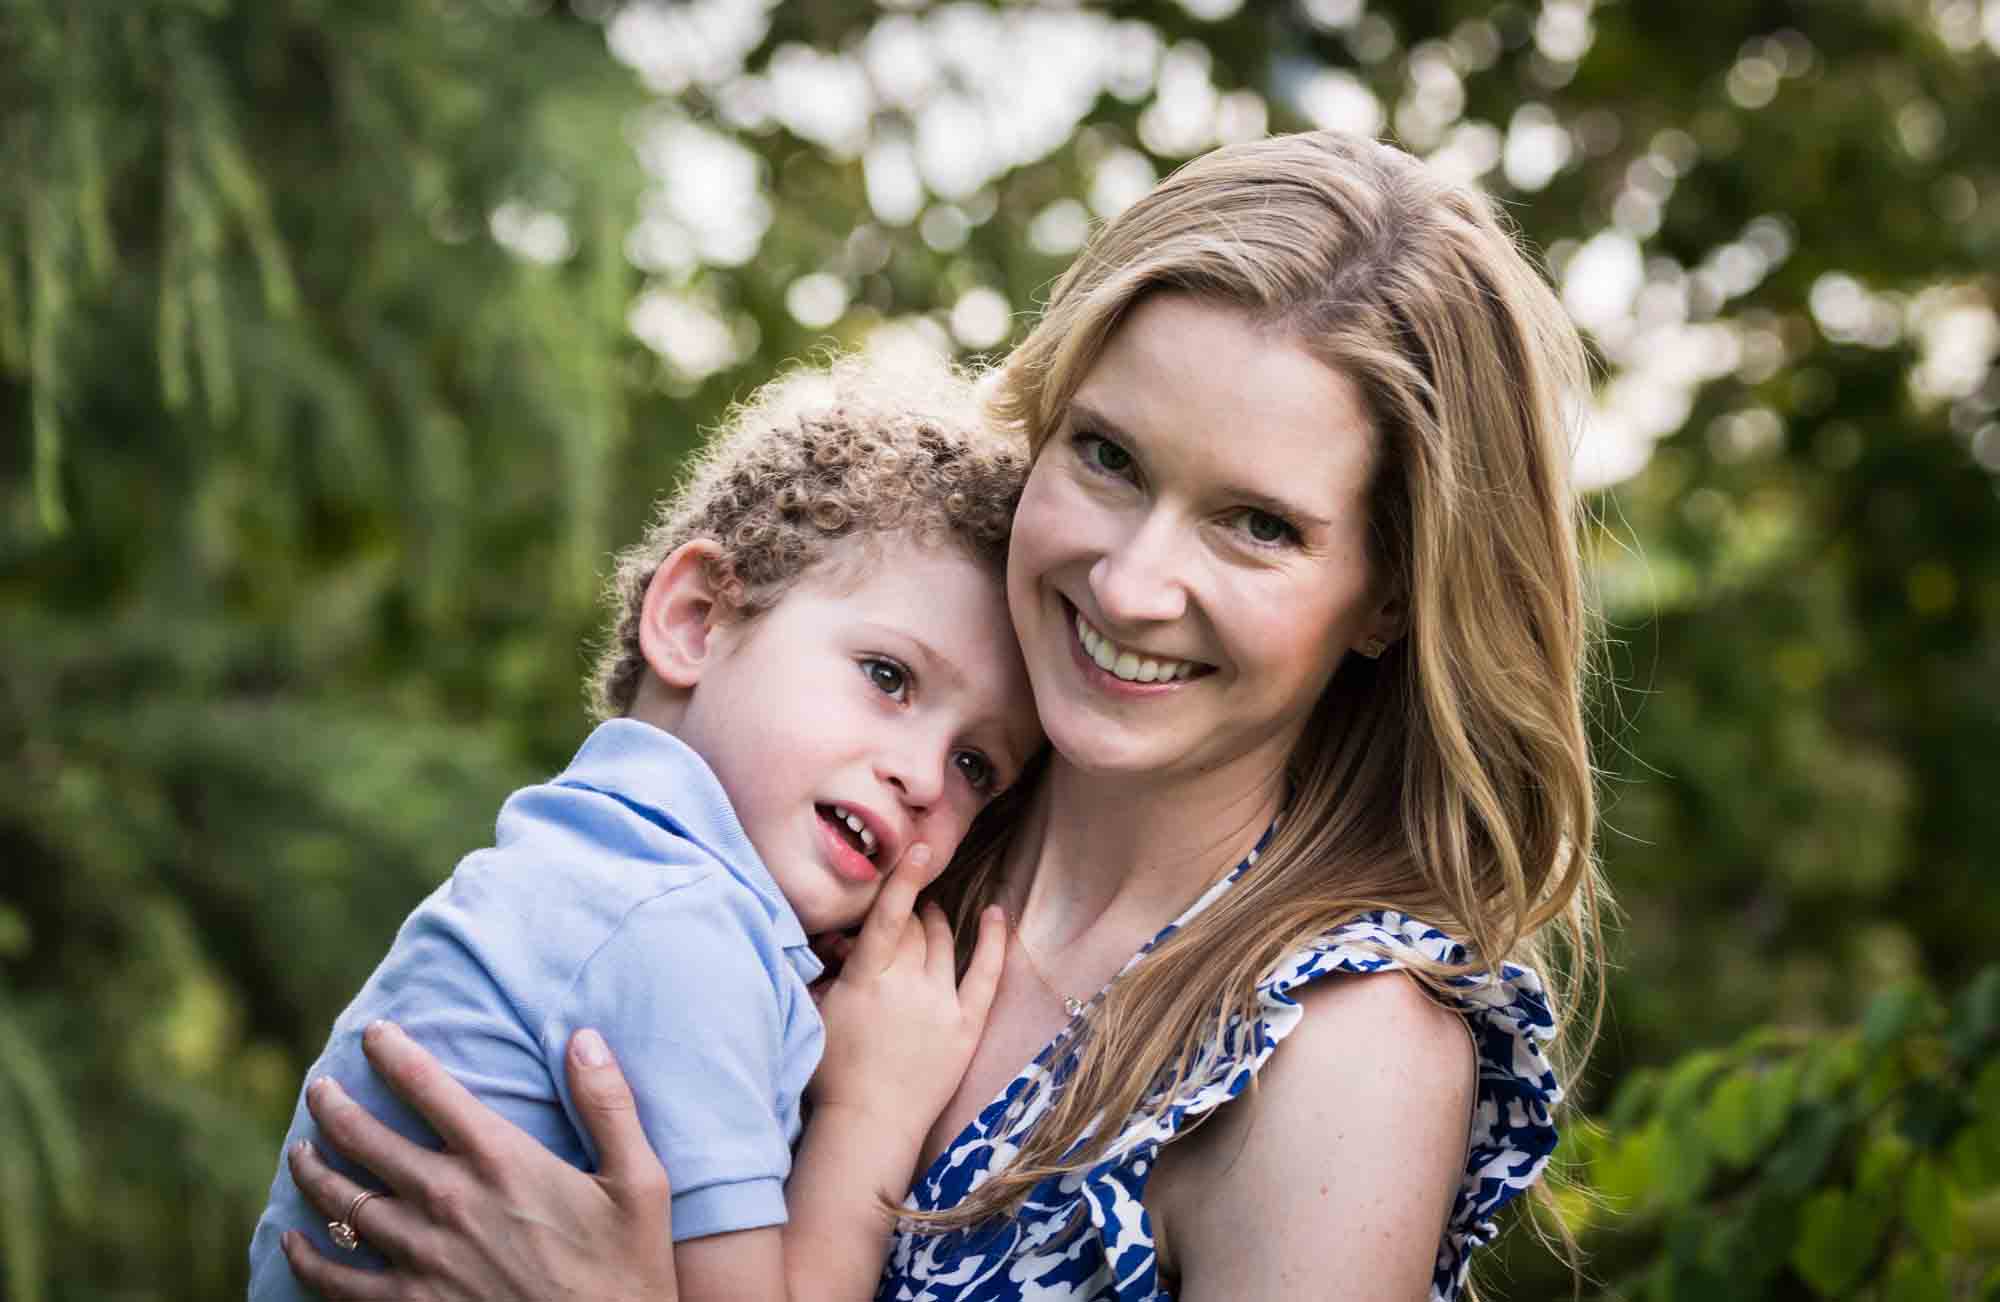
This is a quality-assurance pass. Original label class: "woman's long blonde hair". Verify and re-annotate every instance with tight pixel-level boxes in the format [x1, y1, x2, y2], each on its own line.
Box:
[928, 131, 1610, 1234]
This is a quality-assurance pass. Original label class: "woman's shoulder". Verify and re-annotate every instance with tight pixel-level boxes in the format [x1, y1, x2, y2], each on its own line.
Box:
[1202, 933, 1481, 1155]
[1279, 960, 1476, 1071]
[1260, 911, 1561, 1079]
[1148, 912, 1560, 1300]
[1149, 963, 1476, 1299]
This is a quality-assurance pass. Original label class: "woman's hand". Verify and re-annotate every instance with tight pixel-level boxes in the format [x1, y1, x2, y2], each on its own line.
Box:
[809, 844, 1007, 1133]
[282, 1022, 679, 1302]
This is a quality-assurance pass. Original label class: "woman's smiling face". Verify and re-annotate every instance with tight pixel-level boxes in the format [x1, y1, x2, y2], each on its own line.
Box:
[1006, 293, 1402, 784]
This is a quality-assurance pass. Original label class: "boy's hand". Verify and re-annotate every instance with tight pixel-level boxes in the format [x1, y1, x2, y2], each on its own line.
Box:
[809, 843, 1005, 1131]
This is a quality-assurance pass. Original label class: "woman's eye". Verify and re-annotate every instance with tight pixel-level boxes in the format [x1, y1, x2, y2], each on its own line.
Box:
[1079, 433, 1135, 477]
[861, 658, 908, 699]
[1239, 508, 1298, 546]
[953, 750, 996, 792]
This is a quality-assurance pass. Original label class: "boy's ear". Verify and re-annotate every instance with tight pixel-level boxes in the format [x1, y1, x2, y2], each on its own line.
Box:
[638, 540, 731, 690]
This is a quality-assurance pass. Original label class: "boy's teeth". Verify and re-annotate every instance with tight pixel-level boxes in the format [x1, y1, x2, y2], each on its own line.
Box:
[1074, 611, 1197, 684]
[831, 806, 876, 856]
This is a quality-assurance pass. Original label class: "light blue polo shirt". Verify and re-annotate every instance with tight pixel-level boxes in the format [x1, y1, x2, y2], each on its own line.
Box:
[248, 719, 824, 1299]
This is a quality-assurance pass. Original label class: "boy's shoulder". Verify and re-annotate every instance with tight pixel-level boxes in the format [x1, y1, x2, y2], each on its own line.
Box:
[438, 718, 800, 959]
[509, 719, 756, 870]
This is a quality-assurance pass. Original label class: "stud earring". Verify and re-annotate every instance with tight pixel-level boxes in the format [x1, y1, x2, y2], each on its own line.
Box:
[1358, 635, 1388, 659]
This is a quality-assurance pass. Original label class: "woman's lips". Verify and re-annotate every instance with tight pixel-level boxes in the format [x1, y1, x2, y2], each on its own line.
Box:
[1062, 598, 1203, 697]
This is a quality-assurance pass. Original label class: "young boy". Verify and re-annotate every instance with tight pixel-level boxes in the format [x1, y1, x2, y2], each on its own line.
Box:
[248, 353, 1042, 1301]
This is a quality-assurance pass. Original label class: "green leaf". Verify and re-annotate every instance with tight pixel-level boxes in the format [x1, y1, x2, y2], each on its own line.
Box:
[1658, 1130, 1716, 1209]
[1660, 1048, 1730, 1119]
[1705, 1061, 1799, 1167]
[1610, 1066, 1664, 1132]
[1702, 1188, 1802, 1286]
[1952, 1111, 2000, 1191]
[1594, 1116, 1667, 1212]
[1864, 985, 1927, 1052]
[1793, 1187, 1890, 1297]
[1768, 1102, 1849, 1196]
[1859, 1131, 1917, 1202]
[1883, 1251, 1950, 1302]
[1899, 1079, 1971, 1150]
[1801, 1036, 1867, 1101]
[1902, 1158, 1953, 1259]
[1948, 967, 2000, 1063]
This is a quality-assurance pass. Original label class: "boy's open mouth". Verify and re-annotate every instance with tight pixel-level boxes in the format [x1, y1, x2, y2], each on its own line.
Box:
[816, 804, 880, 859]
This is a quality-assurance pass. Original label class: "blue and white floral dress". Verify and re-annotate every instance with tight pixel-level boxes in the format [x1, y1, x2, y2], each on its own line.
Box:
[876, 829, 1562, 1302]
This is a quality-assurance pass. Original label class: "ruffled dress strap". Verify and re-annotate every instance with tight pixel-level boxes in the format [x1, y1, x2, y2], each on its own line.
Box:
[880, 825, 1561, 1302]
[1056, 910, 1561, 1302]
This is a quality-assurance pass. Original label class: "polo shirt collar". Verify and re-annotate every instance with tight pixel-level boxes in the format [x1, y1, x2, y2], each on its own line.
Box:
[558, 719, 817, 967]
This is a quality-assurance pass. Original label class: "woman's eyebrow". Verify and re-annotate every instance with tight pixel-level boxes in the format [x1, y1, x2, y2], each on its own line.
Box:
[1230, 484, 1334, 530]
[1066, 398, 1334, 529]
[1065, 398, 1133, 444]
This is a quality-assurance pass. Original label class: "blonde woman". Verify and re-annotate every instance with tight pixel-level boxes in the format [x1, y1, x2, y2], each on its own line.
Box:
[284, 130, 1606, 1302]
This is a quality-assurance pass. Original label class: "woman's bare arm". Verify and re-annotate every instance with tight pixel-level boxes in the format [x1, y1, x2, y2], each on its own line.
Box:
[1150, 972, 1475, 1302]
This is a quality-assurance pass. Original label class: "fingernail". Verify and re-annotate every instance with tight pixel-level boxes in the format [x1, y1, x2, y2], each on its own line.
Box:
[573, 1028, 610, 1067]
[365, 1019, 403, 1044]
[311, 1077, 345, 1103]
[281, 1230, 299, 1254]
[294, 1139, 315, 1159]
[908, 843, 933, 867]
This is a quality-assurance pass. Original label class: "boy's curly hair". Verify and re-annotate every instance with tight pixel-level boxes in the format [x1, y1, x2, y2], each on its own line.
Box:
[590, 350, 1028, 720]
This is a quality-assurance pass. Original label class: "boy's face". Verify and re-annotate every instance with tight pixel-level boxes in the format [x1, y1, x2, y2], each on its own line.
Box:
[673, 535, 1042, 934]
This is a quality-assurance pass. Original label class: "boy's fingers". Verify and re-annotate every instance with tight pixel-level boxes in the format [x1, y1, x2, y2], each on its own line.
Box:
[921, 900, 955, 982]
[566, 1029, 672, 1212]
[896, 839, 946, 894]
[957, 905, 1008, 1025]
[849, 843, 929, 973]
[281, 1230, 399, 1300]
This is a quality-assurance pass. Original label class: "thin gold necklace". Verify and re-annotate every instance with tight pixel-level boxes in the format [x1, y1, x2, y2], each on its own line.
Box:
[1011, 921, 1087, 1018]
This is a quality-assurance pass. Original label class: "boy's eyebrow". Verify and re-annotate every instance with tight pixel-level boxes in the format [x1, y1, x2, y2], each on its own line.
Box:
[1063, 398, 1336, 529]
[859, 623, 965, 691]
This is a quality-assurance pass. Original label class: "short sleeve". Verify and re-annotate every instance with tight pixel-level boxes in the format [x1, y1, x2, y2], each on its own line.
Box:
[543, 877, 803, 1242]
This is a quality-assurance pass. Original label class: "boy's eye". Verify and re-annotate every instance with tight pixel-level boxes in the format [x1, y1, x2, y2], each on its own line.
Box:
[861, 657, 909, 699]
[1239, 508, 1298, 546]
[1078, 433, 1135, 477]
[953, 750, 996, 793]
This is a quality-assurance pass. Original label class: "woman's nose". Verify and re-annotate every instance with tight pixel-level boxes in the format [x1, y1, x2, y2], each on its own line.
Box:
[1089, 515, 1189, 625]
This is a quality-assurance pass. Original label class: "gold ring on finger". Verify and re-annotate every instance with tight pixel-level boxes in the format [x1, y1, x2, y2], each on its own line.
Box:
[327, 1189, 379, 1252]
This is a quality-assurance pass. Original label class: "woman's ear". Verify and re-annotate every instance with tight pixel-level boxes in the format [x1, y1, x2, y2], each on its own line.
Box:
[1356, 588, 1408, 660]
[637, 540, 730, 689]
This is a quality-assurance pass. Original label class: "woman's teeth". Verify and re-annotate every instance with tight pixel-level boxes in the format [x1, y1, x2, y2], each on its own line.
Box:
[1074, 612, 1199, 683]
[829, 805, 878, 857]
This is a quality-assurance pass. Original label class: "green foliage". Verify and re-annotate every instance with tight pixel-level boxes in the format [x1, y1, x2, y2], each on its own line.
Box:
[3, 0, 1996, 1297]
[1557, 972, 2000, 1300]
[2, 0, 651, 1293]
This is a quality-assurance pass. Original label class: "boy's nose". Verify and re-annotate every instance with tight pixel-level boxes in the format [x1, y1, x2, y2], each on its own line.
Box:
[879, 741, 947, 809]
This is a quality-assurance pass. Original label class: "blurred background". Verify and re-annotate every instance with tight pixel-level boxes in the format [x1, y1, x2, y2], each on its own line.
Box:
[3, 1, 1997, 1297]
